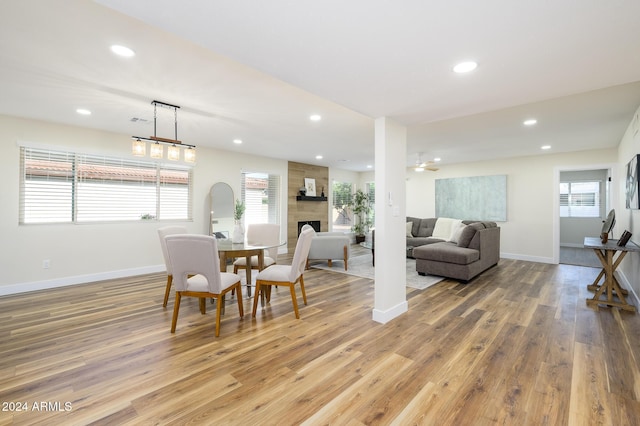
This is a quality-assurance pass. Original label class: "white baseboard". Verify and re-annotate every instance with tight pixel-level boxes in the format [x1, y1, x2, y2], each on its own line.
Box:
[372, 300, 408, 324]
[615, 270, 640, 307]
[500, 252, 555, 264]
[0, 265, 166, 297]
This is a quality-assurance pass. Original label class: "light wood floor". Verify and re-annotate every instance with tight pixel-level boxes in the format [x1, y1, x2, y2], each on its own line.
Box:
[1, 251, 639, 425]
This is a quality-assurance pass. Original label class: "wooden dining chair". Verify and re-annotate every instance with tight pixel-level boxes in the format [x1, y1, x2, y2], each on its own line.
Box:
[165, 234, 244, 337]
[252, 227, 314, 319]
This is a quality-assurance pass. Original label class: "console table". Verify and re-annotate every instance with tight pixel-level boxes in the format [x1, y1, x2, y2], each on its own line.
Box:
[583, 237, 639, 312]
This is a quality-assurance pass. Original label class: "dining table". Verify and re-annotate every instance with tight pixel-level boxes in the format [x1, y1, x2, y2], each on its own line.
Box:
[216, 239, 285, 297]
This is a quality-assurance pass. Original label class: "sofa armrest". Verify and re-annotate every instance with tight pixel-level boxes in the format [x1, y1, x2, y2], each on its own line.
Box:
[478, 227, 500, 265]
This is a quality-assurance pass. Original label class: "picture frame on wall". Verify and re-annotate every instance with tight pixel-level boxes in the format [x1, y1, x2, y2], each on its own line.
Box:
[304, 178, 316, 196]
[626, 154, 639, 209]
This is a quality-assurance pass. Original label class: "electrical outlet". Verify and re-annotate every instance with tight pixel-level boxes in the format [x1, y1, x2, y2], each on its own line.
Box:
[43, 259, 50, 269]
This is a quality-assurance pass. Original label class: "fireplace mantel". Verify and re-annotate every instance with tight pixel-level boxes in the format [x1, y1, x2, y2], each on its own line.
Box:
[296, 196, 327, 201]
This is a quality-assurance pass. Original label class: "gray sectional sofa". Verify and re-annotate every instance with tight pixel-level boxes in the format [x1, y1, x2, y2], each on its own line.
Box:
[406, 216, 500, 282]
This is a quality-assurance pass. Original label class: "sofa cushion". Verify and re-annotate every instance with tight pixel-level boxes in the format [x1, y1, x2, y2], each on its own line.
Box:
[413, 242, 480, 265]
[413, 218, 436, 237]
[407, 237, 445, 247]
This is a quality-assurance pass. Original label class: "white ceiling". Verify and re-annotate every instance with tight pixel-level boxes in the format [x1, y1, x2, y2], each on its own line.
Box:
[2, 0, 640, 171]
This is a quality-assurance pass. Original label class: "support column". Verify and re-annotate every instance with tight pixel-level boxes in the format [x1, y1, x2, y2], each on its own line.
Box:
[372, 117, 408, 323]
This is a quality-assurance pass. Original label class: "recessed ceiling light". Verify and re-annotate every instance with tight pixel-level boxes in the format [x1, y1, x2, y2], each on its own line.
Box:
[541, 145, 551, 150]
[524, 119, 538, 126]
[453, 61, 477, 73]
[233, 139, 242, 144]
[310, 114, 322, 121]
[366, 165, 373, 169]
[315, 155, 323, 160]
[110, 45, 135, 57]
[76, 108, 91, 115]
[434, 157, 441, 162]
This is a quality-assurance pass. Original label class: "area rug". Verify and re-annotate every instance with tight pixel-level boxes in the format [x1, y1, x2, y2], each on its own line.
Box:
[310, 254, 444, 290]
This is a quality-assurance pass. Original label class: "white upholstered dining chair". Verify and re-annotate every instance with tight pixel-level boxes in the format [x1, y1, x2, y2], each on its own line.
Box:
[165, 234, 244, 337]
[233, 223, 280, 277]
[252, 227, 314, 319]
[157, 225, 188, 307]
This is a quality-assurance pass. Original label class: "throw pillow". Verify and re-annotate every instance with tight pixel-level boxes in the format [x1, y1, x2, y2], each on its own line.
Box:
[449, 223, 467, 244]
[457, 225, 477, 248]
[406, 222, 414, 237]
[432, 218, 462, 239]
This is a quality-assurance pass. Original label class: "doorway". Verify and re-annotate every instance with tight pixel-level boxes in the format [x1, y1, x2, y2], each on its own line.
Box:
[556, 167, 613, 267]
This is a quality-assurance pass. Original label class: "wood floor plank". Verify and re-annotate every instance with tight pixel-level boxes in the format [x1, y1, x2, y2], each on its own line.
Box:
[0, 253, 638, 424]
[569, 342, 614, 425]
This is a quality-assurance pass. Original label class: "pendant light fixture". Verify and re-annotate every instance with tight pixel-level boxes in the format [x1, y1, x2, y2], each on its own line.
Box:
[149, 142, 163, 159]
[132, 138, 146, 156]
[131, 100, 196, 162]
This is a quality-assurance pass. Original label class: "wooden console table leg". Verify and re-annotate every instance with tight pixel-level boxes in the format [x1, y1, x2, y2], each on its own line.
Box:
[586, 249, 636, 312]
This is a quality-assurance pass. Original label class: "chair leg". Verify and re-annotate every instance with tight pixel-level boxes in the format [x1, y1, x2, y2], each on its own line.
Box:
[344, 245, 348, 271]
[199, 297, 206, 314]
[299, 275, 307, 305]
[289, 285, 300, 319]
[236, 283, 244, 317]
[170, 292, 181, 333]
[215, 295, 223, 337]
[252, 281, 262, 317]
[266, 285, 272, 303]
[163, 275, 173, 307]
[328, 259, 332, 267]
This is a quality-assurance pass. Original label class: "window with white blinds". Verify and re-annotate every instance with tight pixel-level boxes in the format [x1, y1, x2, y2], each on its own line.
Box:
[559, 181, 600, 218]
[366, 181, 376, 227]
[240, 172, 280, 226]
[20, 147, 192, 224]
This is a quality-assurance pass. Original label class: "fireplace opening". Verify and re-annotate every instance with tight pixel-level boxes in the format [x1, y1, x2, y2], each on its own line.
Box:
[298, 220, 320, 235]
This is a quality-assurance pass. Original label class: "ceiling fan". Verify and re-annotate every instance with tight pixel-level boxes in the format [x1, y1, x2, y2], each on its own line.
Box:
[409, 153, 439, 172]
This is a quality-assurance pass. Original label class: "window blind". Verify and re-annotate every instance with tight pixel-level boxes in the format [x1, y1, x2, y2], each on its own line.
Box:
[559, 181, 601, 218]
[240, 172, 280, 226]
[19, 147, 192, 224]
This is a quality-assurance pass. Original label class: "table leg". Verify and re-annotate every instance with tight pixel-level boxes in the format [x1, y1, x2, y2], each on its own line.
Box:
[245, 255, 252, 297]
[586, 249, 636, 312]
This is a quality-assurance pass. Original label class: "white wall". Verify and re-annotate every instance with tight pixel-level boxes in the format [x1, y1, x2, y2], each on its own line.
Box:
[0, 115, 288, 294]
[406, 148, 618, 263]
[616, 105, 640, 298]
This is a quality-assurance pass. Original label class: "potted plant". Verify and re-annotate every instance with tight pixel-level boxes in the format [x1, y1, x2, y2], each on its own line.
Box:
[232, 199, 246, 242]
[350, 189, 372, 243]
